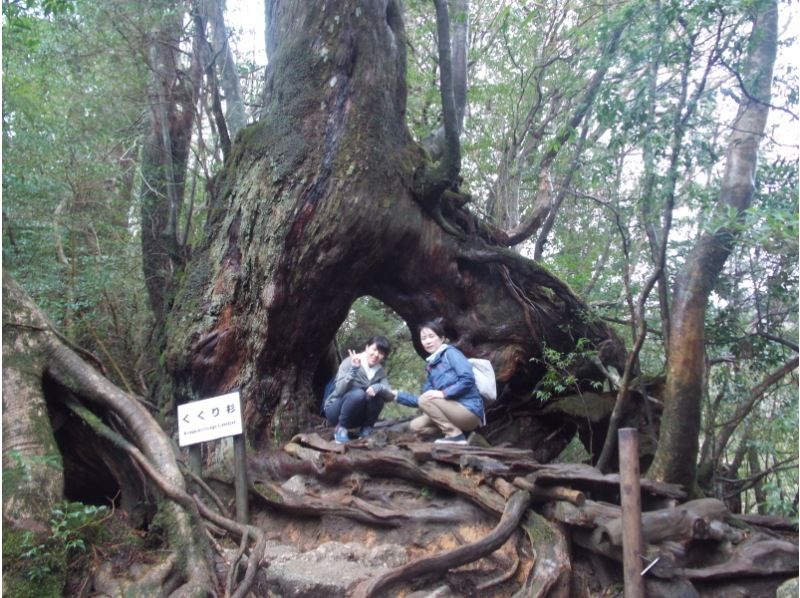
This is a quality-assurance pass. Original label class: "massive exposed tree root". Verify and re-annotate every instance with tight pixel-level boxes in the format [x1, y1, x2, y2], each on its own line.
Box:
[4, 277, 797, 597]
[240, 428, 796, 596]
[3, 277, 256, 597]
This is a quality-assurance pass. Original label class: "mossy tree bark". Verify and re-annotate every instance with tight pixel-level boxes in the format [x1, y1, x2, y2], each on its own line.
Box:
[647, 0, 780, 490]
[2, 275, 216, 596]
[2, 277, 65, 521]
[164, 0, 624, 447]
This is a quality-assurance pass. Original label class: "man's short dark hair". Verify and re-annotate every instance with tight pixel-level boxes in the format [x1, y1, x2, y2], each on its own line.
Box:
[367, 335, 392, 357]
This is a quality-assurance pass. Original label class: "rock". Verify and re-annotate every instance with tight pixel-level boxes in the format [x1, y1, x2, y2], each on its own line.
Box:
[249, 541, 408, 597]
[367, 544, 407, 568]
[281, 474, 311, 495]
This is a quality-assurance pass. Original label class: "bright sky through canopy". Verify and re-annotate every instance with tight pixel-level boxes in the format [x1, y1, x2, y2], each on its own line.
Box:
[222, 0, 797, 150]
[225, 0, 267, 65]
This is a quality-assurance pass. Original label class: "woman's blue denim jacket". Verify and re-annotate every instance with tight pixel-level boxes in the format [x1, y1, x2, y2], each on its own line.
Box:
[397, 346, 484, 421]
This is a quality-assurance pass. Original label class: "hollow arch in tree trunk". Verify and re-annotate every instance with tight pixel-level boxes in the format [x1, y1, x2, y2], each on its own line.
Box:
[164, 0, 624, 447]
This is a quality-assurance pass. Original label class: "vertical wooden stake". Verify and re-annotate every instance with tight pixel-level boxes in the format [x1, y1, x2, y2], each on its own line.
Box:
[234, 433, 249, 524]
[187, 445, 202, 478]
[619, 427, 645, 598]
[233, 390, 249, 524]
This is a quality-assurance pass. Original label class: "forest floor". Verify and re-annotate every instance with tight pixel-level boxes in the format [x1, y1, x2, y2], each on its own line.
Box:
[196, 422, 798, 597]
[62, 422, 798, 597]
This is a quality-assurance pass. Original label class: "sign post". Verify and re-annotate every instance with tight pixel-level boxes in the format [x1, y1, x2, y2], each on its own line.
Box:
[178, 391, 248, 523]
[234, 434, 248, 523]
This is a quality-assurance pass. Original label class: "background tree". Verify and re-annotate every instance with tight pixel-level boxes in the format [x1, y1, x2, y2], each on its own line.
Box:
[2, 0, 155, 393]
[647, 0, 780, 490]
[139, 0, 202, 329]
[3, 0, 797, 522]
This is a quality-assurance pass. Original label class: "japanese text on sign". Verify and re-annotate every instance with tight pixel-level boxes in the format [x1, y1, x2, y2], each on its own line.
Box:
[177, 391, 243, 447]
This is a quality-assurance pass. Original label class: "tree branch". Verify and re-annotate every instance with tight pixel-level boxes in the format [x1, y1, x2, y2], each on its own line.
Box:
[712, 354, 798, 456]
[501, 19, 626, 246]
[720, 458, 799, 500]
[757, 330, 799, 353]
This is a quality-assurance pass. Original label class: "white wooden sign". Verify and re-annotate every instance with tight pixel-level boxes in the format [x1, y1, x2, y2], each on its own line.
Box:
[177, 391, 243, 447]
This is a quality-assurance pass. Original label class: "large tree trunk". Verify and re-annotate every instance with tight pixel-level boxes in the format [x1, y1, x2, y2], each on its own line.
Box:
[164, 0, 623, 447]
[3, 277, 65, 520]
[2, 287, 68, 598]
[647, 0, 779, 490]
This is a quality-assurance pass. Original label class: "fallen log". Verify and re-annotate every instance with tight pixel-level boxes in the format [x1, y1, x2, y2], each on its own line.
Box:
[403, 441, 536, 462]
[571, 528, 679, 580]
[524, 463, 685, 500]
[406, 441, 539, 476]
[595, 498, 729, 547]
[541, 499, 622, 528]
[291, 436, 684, 504]
[291, 432, 345, 454]
[256, 442, 510, 515]
[707, 519, 747, 543]
[681, 537, 799, 580]
[512, 477, 586, 506]
[734, 513, 799, 533]
[492, 477, 587, 508]
[352, 490, 532, 598]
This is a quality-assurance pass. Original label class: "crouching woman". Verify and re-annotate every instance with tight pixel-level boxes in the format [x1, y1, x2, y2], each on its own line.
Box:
[323, 335, 394, 443]
[396, 318, 483, 445]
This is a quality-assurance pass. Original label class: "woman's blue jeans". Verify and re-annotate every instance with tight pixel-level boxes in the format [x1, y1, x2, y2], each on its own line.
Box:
[324, 388, 383, 429]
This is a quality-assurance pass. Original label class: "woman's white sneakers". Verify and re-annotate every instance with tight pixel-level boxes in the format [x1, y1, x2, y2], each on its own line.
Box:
[434, 433, 468, 445]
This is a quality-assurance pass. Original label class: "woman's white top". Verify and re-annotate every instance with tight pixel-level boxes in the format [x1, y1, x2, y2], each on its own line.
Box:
[359, 352, 379, 380]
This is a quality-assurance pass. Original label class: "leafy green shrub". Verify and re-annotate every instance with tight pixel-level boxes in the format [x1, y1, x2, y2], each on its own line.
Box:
[531, 338, 602, 401]
[8, 501, 110, 591]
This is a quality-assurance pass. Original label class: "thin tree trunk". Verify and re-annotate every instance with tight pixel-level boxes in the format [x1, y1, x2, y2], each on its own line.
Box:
[713, 355, 799, 465]
[140, 3, 202, 330]
[747, 447, 768, 515]
[639, 1, 671, 350]
[420, 0, 469, 162]
[648, 1, 779, 489]
[208, 0, 246, 136]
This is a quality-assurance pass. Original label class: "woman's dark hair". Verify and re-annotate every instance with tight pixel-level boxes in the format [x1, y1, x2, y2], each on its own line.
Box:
[366, 335, 392, 356]
[419, 317, 446, 339]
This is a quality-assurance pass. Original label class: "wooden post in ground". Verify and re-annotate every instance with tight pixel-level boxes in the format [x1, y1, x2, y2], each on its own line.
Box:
[619, 427, 645, 598]
[234, 434, 249, 524]
[233, 391, 249, 524]
[188, 445, 202, 477]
